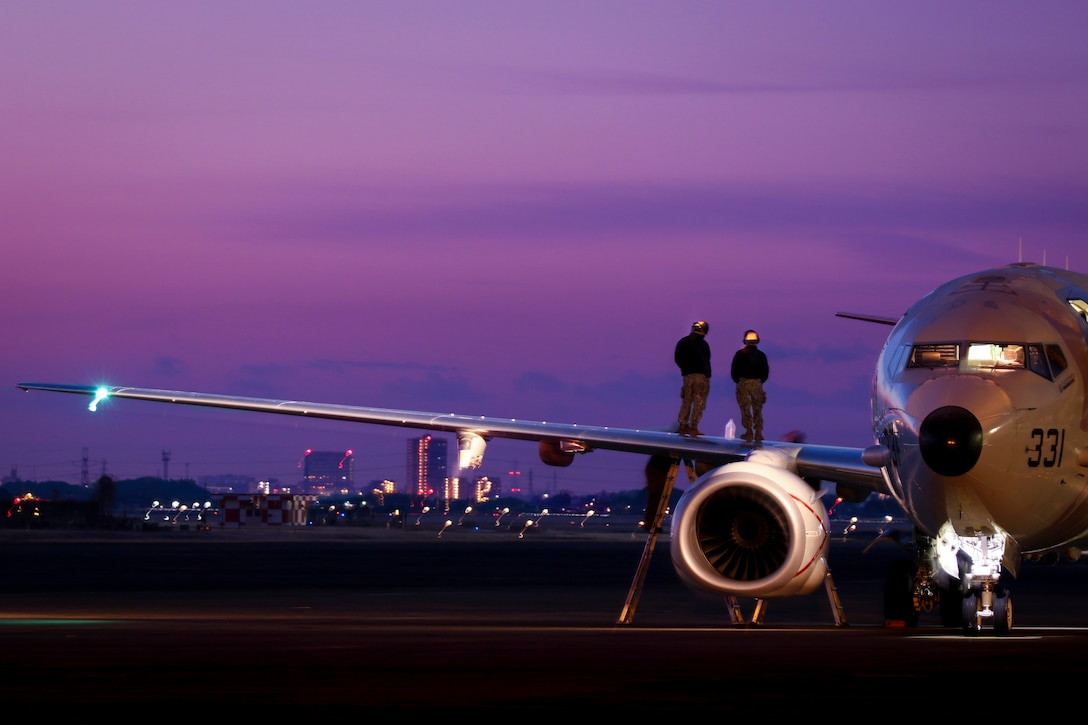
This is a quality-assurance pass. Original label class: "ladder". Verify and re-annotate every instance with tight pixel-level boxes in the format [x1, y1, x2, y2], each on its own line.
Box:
[617, 456, 696, 625]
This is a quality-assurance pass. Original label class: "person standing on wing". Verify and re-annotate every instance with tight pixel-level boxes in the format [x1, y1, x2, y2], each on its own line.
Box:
[675, 320, 711, 436]
[731, 329, 769, 443]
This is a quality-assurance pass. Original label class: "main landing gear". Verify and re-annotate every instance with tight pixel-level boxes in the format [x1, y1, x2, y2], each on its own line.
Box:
[882, 528, 1013, 635]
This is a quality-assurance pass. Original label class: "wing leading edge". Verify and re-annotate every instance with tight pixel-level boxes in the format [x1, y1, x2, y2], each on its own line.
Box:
[16, 382, 889, 494]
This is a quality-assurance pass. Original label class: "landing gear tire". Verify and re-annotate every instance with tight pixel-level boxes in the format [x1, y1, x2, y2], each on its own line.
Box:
[962, 592, 980, 635]
[992, 588, 1012, 635]
[883, 559, 919, 627]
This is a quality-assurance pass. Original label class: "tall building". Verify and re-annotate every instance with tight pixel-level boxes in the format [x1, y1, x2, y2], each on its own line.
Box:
[302, 449, 355, 495]
[406, 436, 447, 498]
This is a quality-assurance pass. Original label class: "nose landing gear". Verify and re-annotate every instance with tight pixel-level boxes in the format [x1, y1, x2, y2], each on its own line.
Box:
[961, 581, 1012, 635]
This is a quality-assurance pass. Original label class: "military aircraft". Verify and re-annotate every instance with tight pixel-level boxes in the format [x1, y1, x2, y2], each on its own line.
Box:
[18, 262, 1088, 634]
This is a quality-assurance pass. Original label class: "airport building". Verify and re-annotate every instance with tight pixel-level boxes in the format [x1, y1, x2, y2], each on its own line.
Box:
[406, 435, 447, 497]
[301, 449, 355, 495]
[219, 493, 316, 526]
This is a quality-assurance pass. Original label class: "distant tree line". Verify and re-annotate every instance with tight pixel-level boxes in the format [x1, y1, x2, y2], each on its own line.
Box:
[1, 475, 213, 529]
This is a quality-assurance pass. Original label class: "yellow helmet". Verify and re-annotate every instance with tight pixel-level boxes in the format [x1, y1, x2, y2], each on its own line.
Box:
[744, 330, 760, 344]
[692, 320, 709, 335]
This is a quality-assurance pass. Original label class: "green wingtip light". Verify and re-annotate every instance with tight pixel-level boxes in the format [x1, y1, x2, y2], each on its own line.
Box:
[89, 387, 109, 412]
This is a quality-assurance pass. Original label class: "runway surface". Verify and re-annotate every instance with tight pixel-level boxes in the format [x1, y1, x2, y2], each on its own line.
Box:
[3, 519, 1088, 711]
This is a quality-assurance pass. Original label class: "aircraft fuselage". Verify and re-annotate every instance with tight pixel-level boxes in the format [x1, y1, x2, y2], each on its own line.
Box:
[872, 264, 1088, 555]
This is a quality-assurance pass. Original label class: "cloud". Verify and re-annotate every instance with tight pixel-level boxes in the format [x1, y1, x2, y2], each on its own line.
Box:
[228, 177, 1088, 255]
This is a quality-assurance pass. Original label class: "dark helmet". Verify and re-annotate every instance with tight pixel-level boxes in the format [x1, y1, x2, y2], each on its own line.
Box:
[744, 329, 760, 345]
[692, 320, 709, 335]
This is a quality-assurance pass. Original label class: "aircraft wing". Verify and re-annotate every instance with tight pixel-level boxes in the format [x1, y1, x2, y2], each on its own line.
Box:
[16, 382, 890, 495]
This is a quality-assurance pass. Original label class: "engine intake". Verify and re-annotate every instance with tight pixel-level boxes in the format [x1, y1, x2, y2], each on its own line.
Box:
[671, 461, 830, 598]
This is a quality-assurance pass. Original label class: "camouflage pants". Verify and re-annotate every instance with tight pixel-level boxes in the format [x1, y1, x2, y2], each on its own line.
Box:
[678, 374, 710, 430]
[735, 378, 766, 439]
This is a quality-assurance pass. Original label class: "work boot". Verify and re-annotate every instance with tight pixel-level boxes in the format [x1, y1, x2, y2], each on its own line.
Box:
[742, 430, 753, 442]
[677, 422, 688, 436]
[689, 425, 704, 436]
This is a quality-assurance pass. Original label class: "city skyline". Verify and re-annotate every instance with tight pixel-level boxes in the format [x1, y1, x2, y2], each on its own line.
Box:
[5, 3, 1087, 494]
[2, 438, 574, 500]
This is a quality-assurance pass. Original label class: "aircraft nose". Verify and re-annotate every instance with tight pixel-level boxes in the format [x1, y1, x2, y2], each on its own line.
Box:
[919, 405, 983, 476]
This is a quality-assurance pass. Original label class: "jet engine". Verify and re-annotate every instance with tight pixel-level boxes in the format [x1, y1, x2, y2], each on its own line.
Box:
[670, 460, 830, 598]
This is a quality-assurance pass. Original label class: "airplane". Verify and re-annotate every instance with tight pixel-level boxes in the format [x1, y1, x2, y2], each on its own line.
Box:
[17, 261, 1088, 635]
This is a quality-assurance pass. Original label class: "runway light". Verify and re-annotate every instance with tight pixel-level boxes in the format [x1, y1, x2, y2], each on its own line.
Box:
[518, 520, 534, 539]
[842, 516, 858, 541]
[581, 510, 595, 527]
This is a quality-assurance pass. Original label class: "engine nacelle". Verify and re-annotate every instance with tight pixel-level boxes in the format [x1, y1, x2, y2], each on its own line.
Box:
[539, 439, 584, 467]
[670, 461, 830, 598]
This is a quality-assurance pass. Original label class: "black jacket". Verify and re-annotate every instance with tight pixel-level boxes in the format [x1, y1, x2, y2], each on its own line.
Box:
[731, 345, 768, 383]
[675, 334, 711, 377]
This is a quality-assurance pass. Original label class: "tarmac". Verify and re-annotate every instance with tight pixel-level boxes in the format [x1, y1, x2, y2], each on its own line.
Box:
[3, 518, 1088, 711]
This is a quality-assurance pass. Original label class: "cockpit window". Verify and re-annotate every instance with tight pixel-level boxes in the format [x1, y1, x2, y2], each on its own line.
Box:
[907, 343, 959, 368]
[1069, 299, 1088, 325]
[1026, 345, 1052, 380]
[908, 341, 1064, 381]
[1046, 344, 1069, 375]
[965, 343, 1024, 369]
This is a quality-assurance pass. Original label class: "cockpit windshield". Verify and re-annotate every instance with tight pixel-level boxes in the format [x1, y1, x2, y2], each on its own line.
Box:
[907, 341, 1066, 380]
[964, 343, 1024, 369]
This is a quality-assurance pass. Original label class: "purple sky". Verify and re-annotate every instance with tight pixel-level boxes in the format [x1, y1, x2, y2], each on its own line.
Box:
[4, 2, 1087, 496]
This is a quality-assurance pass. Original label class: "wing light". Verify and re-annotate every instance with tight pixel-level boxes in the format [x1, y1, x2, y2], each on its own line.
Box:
[458, 432, 487, 469]
[89, 387, 110, 412]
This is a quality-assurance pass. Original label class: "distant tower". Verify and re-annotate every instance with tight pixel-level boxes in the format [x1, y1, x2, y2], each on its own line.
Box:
[407, 436, 447, 498]
[82, 447, 90, 487]
[162, 450, 171, 480]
